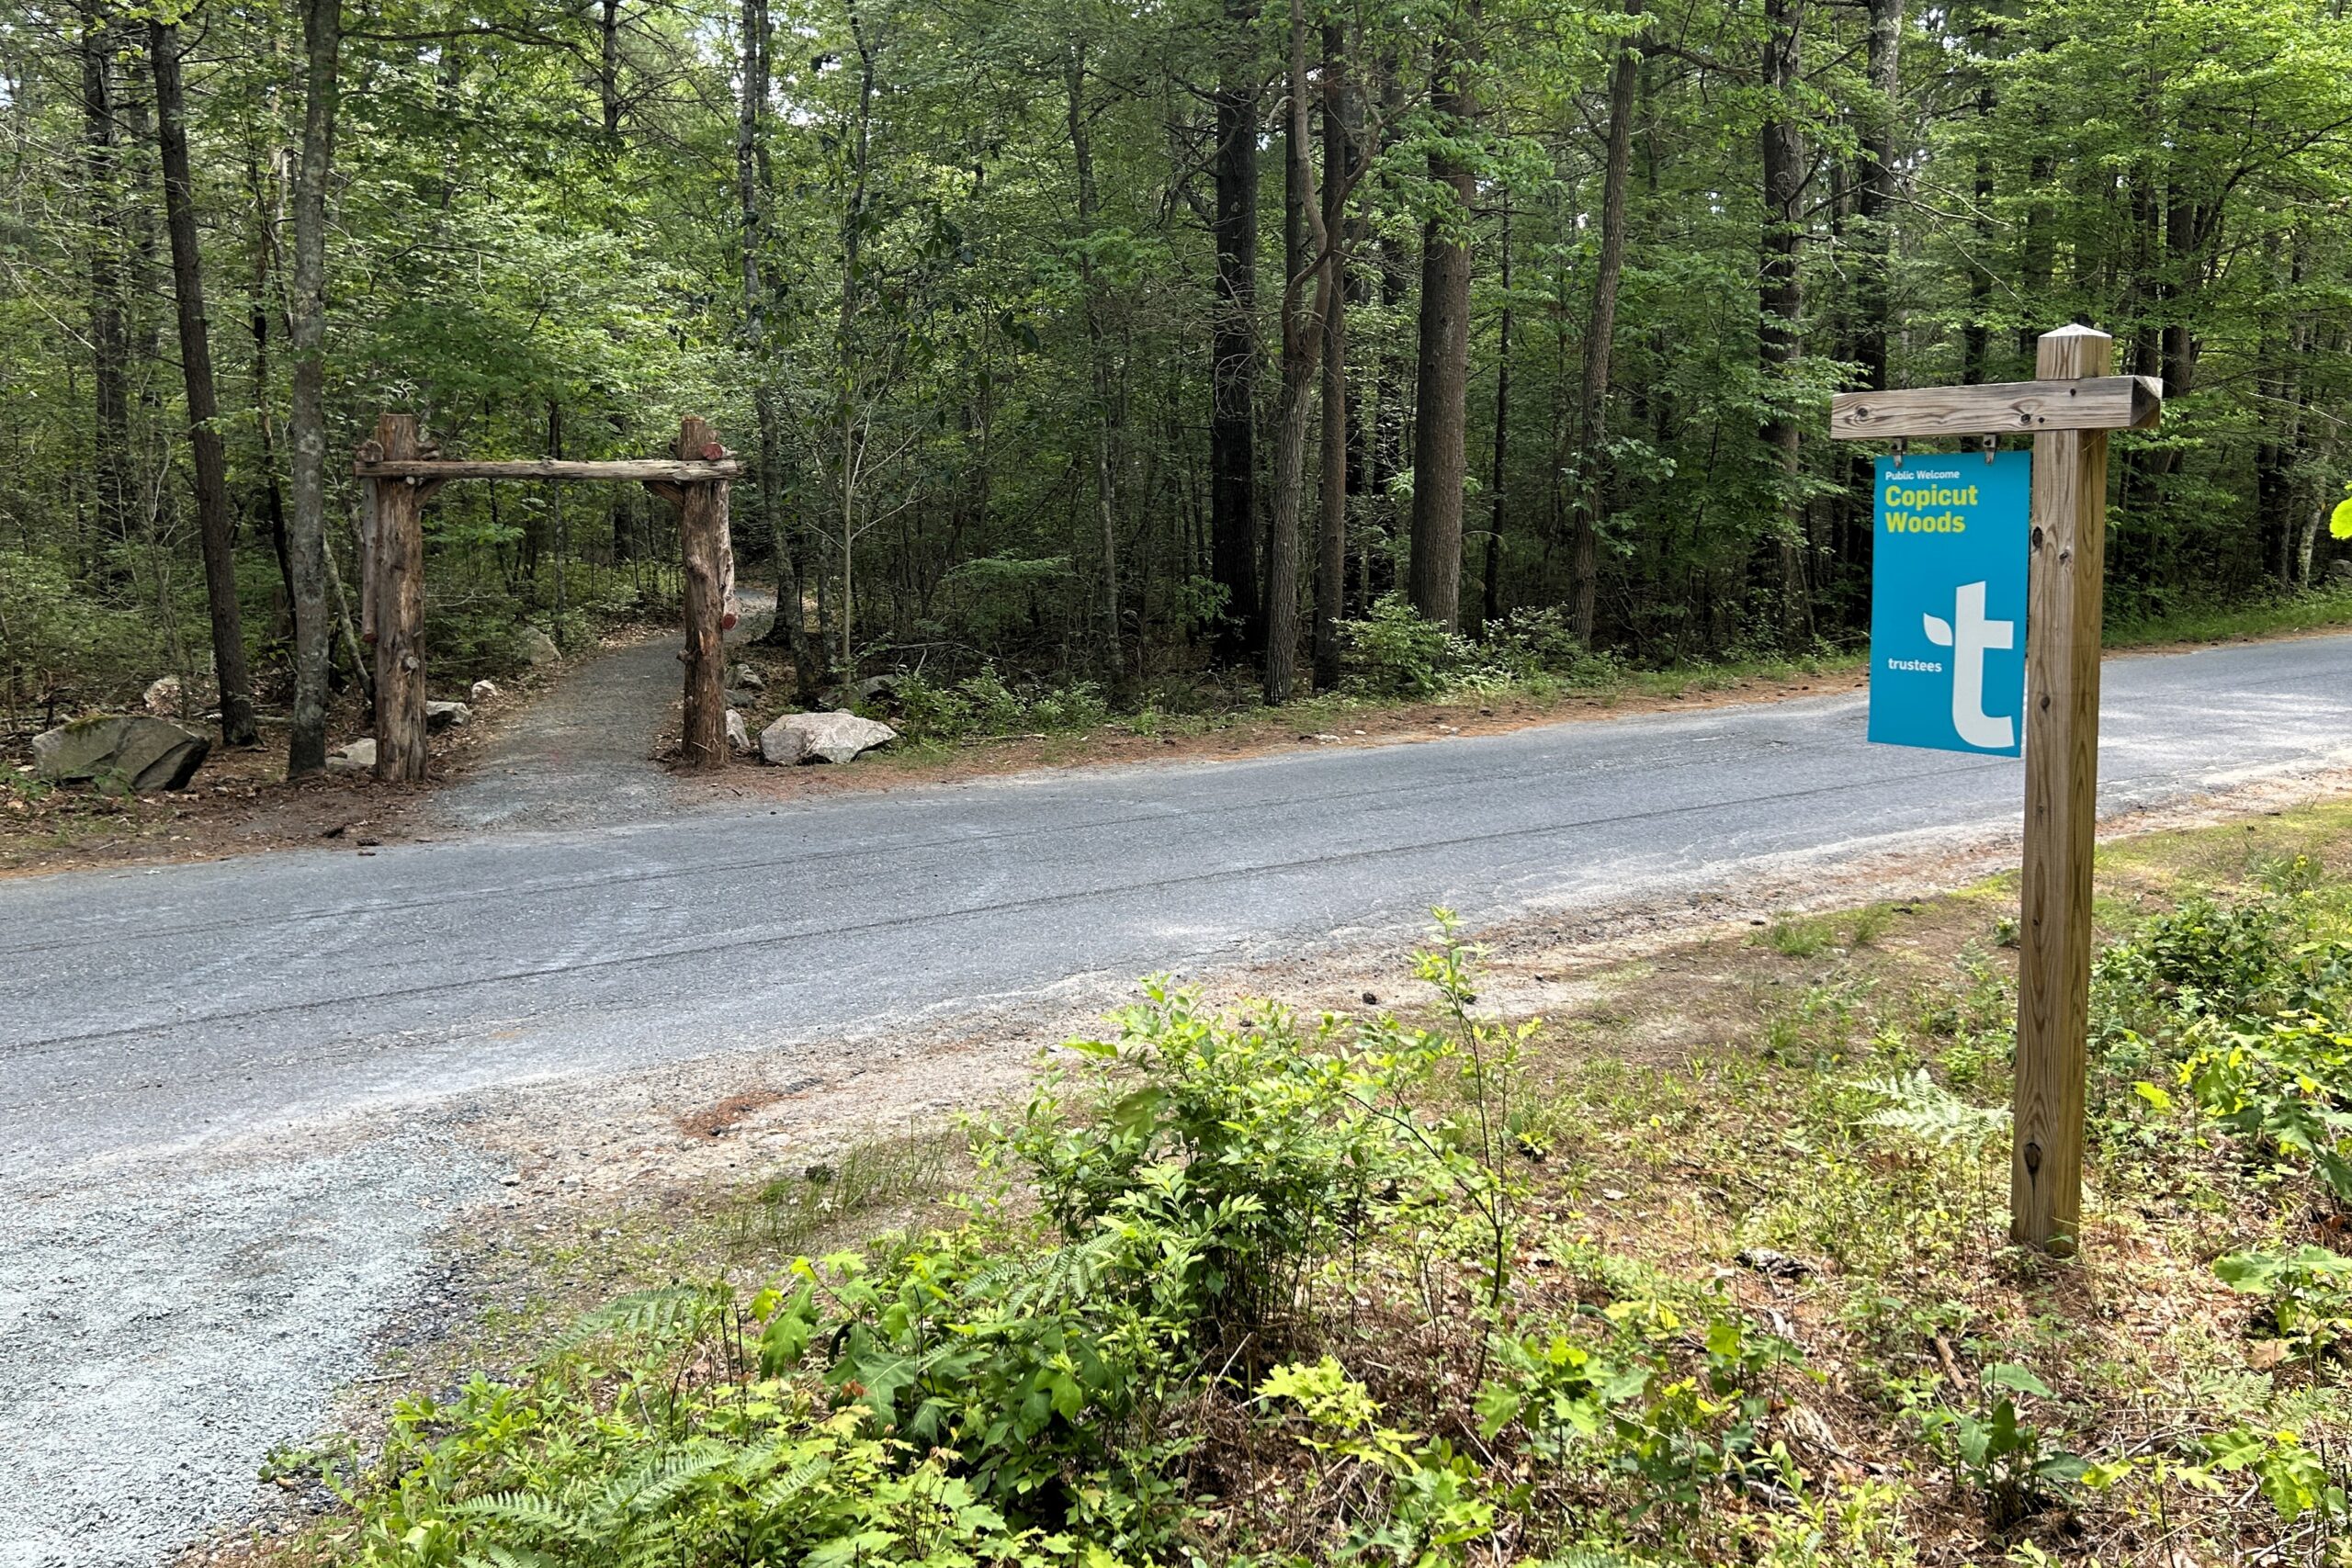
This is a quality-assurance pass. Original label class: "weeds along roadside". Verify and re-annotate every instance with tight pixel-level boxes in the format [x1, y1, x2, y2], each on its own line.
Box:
[786, 585, 2352, 757]
[258, 811, 2352, 1566]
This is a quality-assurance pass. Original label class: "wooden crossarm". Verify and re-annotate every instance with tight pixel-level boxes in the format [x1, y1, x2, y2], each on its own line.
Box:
[350, 457, 743, 481]
[1830, 375, 2162, 441]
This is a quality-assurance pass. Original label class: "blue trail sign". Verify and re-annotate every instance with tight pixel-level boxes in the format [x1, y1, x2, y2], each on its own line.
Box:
[1867, 449, 2030, 756]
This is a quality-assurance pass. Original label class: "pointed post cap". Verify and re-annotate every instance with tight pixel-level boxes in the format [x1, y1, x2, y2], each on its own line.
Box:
[2037, 321, 2114, 379]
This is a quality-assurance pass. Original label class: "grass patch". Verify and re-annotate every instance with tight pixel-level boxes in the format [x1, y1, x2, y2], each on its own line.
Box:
[2105, 582, 2352, 649]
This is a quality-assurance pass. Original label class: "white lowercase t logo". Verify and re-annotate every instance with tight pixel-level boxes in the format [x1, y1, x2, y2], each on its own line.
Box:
[1920, 581, 2015, 750]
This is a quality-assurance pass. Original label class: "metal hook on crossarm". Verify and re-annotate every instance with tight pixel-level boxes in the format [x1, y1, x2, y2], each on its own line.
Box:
[1890, 436, 1907, 465]
[1982, 434, 1997, 464]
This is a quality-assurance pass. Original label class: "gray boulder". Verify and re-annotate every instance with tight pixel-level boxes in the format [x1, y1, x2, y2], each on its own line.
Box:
[142, 675, 183, 716]
[327, 738, 377, 773]
[758, 710, 897, 765]
[758, 716, 808, 765]
[425, 700, 471, 732]
[725, 663, 765, 691]
[519, 626, 561, 667]
[33, 716, 210, 793]
[469, 679, 502, 703]
[726, 688, 755, 708]
[727, 710, 752, 751]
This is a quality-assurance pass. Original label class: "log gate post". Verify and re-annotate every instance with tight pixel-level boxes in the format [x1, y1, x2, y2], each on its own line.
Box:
[644, 416, 731, 772]
[364, 412, 440, 784]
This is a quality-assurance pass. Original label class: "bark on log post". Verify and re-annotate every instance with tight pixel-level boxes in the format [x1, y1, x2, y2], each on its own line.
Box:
[370, 412, 430, 783]
[675, 416, 730, 772]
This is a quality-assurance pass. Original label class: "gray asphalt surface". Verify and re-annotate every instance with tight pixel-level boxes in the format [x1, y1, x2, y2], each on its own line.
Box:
[5, 630, 2352, 1564]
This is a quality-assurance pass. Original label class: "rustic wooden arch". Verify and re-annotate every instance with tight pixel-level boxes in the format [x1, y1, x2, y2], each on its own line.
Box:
[351, 412, 741, 783]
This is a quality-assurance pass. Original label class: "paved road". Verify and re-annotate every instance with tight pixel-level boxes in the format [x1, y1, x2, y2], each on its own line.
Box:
[8, 633, 2352, 1174]
[5, 631, 2352, 1565]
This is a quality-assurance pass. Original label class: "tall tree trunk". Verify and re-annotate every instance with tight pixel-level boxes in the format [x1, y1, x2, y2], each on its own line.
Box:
[285, 0, 340, 776]
[1406, 0, 1476, 632]
[1263, 0, 1336, 704]
[2017, 149, 2055, 363]
[1480, 199, 1510, 635]
[1364, 51, 1409, 612]
[599, 0, 623, 138]
[1852, 0, 1899, 395]
[735, 0, 814, 694]
[1570, 0, 1640, 645]
[832, 9, 876, 674]
[1962, 71, 1994, 383]
[1844, 0, 1898, 624]
[2254, 231, 2306, 589]
[1068, 43, 1122, 675]
[1211, 0, 1262, 660]
[548, 402, 568, 643]
[1758, 0, 1809, 647]
[82, 6, 132, 564]
[248, 150, 297, 629]
[1311, 17, 1351, 691]
[150, 17, 257, 746]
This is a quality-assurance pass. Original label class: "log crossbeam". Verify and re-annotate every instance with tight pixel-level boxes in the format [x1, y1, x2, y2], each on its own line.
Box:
[351, 457, 741, 482]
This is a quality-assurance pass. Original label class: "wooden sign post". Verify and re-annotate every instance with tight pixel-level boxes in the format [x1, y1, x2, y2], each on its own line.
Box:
[1831, 324, 2163, 1254]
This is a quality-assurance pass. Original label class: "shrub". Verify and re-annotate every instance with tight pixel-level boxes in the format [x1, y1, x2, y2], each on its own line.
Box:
[330, 937, 1507, 1564]
[1338, 593, 1467, 697]
[893, 668, 1111, 742]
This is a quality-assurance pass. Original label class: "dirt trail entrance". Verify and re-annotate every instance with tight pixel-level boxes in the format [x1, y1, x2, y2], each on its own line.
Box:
[433, 594, 776, 833]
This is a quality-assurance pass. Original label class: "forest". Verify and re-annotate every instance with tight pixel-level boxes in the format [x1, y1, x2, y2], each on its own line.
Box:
[3, 0, 2348, 774]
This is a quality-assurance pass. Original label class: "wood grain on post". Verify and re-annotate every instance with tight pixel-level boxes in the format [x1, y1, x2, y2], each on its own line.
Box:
[674, 416, 729, 772]
[1830, 375, 2161, 441]
[2011, 323, 2114, 1253]
[370, 412, 430, 784]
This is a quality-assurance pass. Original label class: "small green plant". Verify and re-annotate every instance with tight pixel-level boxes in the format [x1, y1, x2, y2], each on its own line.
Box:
[1338, 592, 1469, 697]
[2203, 1424, 2349, 1523]
[1846, 903, 1896, 949]
[1909, 1363, 2085, 1530]
[2180, 1012, 2352, 1205]
[1259, 1358, 1498, 1562]
[1764, 915, 1833, 958]
[2214, 1245, 2352, 1367]
[1474, 1293, 1802, 1523]
[892, 666, 1110, 741]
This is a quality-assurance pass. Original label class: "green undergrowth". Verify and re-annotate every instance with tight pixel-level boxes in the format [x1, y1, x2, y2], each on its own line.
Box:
[813, 585, 2352, 758]
[265, 805, 2352, 1566]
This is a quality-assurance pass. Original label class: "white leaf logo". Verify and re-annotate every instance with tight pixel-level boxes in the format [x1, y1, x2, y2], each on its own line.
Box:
[1922, 614, 1953, 648]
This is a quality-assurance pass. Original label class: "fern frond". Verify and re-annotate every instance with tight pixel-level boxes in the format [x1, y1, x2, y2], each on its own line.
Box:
[448, 1490, 587, 1540]
[1856, 1069, 2011, 1151]
[462, 1543, 562, 1568]
[549, 1284, 717, 1358]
